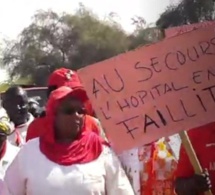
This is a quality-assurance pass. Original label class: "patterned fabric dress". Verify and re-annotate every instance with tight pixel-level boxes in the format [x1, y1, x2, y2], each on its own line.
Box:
[118, 138, 178, 195]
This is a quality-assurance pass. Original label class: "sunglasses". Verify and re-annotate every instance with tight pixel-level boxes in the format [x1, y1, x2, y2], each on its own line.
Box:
[59, 106, 86, 115]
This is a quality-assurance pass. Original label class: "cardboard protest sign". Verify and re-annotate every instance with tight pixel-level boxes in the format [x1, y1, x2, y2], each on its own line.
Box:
[78, 28, 215, 152]
[165, 21, 215, 38]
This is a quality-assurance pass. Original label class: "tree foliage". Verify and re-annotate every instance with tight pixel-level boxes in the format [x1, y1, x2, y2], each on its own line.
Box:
[3, 4, 162, 85]
[3, 5, 129, 85]
[129, 27, 163, 50]
[156, 0, 214, 29]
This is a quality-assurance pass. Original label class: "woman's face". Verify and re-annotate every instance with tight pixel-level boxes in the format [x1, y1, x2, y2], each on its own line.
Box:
[55, 97, 86, 141]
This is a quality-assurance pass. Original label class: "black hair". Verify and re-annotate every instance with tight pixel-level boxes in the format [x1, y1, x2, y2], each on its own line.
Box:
[47, 85, 58, 98]
[2, 86, 28, 108]
[4, 86, 27, 99]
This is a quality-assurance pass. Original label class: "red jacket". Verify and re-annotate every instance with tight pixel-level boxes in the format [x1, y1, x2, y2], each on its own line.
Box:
[176, 122, 215, 194]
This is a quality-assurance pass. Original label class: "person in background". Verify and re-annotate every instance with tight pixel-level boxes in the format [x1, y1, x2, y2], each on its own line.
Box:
[118, 138, 178, 195]
[5, 86, 134, 195]
[28, 98, 42, 118]
[0, 117, 19, 175]
[26, 68, 98, 142]
[0, 116, 19, 195]
[2, 86, 34, 147]
[174, 123, 214, 195]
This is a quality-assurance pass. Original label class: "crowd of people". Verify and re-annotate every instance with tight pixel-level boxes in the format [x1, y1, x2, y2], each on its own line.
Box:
[0, 68, 213, 195]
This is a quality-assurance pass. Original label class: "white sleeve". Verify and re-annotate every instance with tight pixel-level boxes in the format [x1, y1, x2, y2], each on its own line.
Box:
[104, 147, 135, 195]
[4, 148, 26, 195]
[0, 177, 9, 195]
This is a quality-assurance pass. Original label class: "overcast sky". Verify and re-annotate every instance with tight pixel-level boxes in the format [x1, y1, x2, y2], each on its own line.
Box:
[0, 0, 178, 38]
[0, 0, 178, 81]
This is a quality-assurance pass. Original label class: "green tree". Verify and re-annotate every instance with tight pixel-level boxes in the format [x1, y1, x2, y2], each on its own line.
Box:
[129, 27, 164, 49]
[3, 4, 130, 85]
[129, 16, 164, 49]
[156, 0, 215, 29]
